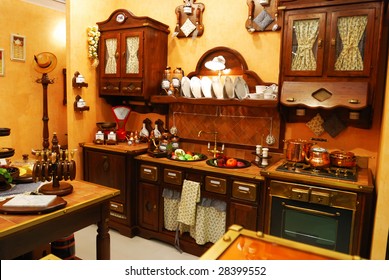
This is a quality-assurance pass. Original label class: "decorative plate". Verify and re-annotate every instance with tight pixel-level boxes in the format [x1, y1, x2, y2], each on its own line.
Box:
[224, 76, 235, 99]
[212, 77, 224, 99]
[234, 77, 249, 100]
[201, 76, 212, 98]
[190, 76, 202, 98]
[181, 76, 192, 97]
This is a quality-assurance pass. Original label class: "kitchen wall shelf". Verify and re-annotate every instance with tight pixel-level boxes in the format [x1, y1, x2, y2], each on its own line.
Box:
[72, 71, 88, 88]
[151, 95, 278, 108]
[173, 0, 205, 39]
[74, 95, 90, 112]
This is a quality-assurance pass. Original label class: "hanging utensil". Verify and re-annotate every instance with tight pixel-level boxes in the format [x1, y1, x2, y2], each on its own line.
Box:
[172, 9, 181, 37]
[266, 118, 276, 145]
[247, 0, 256, 33]
[192, 6, 200, 40]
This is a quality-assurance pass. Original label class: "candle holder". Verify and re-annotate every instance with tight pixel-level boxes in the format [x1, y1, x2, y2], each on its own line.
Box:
[32, 149, 76, 196]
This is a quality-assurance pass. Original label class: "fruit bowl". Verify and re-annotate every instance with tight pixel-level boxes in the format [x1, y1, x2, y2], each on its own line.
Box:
[167, 149, 207, 162]
[206, 157, 251, 168]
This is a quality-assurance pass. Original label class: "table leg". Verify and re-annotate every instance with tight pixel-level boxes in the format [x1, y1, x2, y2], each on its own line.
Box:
[96, 203, 110, 260]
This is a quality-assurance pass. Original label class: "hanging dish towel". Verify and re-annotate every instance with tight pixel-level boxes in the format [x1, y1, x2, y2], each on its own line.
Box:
[175, 179, 201, 252]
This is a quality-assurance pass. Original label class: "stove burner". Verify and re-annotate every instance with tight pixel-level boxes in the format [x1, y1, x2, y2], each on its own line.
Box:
[277, 161, 358, 182]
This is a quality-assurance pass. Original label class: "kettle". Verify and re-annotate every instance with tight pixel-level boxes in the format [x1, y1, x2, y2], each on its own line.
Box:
[305, 147, 330, 169]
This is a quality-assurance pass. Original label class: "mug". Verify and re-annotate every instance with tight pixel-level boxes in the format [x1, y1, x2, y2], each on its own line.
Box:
[255, 85, 267, 94]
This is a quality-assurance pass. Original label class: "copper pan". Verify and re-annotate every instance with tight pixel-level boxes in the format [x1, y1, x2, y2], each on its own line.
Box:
[284, 139, 316, 163]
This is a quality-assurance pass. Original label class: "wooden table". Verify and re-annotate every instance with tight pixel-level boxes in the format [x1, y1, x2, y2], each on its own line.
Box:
[0, 180, 119, 260]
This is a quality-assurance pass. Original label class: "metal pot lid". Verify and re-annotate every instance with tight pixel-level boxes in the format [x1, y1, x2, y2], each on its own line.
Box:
[330, 150, 355, 159]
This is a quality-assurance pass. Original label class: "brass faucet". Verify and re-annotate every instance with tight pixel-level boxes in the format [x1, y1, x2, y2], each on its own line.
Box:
[198, 130, 224, 158]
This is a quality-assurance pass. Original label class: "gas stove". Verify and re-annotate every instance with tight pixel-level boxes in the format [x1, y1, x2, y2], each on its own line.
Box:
[275, 161, 358, 182]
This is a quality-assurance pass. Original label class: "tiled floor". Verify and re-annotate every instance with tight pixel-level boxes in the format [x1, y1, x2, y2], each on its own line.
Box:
[74, 225, 197, 260]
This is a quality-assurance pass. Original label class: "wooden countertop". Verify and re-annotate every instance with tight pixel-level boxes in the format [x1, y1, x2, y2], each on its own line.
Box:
[0, 180, 119, 238]
[80, 142, 148, 154]
[135, 153, 266, 181]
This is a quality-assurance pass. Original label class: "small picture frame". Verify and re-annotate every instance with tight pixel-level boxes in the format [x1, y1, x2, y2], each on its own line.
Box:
[10, 34, 26, 62]
[0, 49, 4, 76]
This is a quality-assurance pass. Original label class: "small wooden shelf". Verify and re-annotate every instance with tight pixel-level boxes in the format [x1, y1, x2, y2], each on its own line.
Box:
[150, 95, 278, 108]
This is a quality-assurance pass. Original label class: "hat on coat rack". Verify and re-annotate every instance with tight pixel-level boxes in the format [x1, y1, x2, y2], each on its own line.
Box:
[33, 52, 57, 74]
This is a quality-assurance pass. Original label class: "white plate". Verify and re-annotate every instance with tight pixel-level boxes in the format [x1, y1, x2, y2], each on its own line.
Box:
[181, 76, 192, 98]
[212, 77, 224, 99]
[234, 77, 249, 100]
[201, 76, 212, 98]
[190, 76, 202, 98]
[224, 76, 235, 99]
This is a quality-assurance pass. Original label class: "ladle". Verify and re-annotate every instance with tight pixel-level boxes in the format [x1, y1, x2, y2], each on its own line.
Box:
[265, 118, 276, 145]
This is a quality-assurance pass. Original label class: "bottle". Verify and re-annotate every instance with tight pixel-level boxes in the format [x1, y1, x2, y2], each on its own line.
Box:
[134, 131, 140, 144]
[153, 124, 162, 139]
[95, 130, 104, 144]
[139, 123, 149, 142]
[170, 133, 180, 151]
[161, 66, 172, 93]
[128, 132, 134, 145]
[255, 145, 262, 163]
[172, 67, 183, 89]
[261, 148, 269, 166]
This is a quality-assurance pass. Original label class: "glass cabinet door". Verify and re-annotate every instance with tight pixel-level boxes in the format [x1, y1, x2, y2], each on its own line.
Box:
[121, 31, 143, 78]
[327, 8, 375, 77]
[100, 33, 121, 77]
[284, 13, 326, 77]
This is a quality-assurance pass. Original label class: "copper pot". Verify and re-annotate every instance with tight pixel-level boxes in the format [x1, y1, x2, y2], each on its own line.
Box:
[284, 139, 316, 163]
[330, 151, 356, 168]
[305, 147, 330, 169]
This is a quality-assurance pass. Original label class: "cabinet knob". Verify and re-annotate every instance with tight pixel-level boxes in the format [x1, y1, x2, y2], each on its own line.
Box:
[318, 38, 323, 48]
[331, 38, 336, 46]
[102, 156, 110, 172]
[348, 99, 360, 104]
[286, 97, 296, 102]
[115, 52, 119, 59]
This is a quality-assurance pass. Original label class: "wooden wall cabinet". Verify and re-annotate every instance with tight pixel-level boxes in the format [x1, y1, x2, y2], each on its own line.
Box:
[279, 1, 388, 128]
[97, 9, 169, 101]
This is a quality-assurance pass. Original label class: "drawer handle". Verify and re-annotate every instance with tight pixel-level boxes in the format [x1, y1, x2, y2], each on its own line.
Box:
[167, 172, 177, 177]
[143, 168, 152, 174]
[237, 186, 250, 194]
[210, 180, 221, 185]
[281, 202, 340, 217]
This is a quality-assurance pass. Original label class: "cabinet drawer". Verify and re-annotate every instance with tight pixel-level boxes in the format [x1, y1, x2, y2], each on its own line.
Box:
[205, 176, 227, 194]
[140, 164, 158, 182]
[110, 201, 124, 213]
[164, 168, 183, 185]
[122, 80, 142, 95]
[232, 181, 257, 202]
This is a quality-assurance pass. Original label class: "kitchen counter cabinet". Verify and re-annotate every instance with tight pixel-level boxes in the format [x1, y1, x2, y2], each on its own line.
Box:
[81, 143, 147, 237]
[135, 154, 266, 256]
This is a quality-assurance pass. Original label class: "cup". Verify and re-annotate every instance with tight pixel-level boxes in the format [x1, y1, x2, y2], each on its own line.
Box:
[248, 93, 264, 99]
[255, 85, 267, 94]
[264, 92, 277, 100]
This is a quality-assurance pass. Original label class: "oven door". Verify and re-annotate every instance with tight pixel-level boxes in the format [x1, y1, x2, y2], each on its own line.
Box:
[269, 180, 357, 254]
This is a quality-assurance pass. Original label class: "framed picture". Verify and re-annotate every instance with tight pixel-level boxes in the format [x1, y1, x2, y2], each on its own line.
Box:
[0, 49, 4, 76]
[10, 34, 26, 61]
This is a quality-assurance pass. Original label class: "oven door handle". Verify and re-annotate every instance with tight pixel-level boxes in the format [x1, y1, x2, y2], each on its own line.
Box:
[282, 202, 340, 217]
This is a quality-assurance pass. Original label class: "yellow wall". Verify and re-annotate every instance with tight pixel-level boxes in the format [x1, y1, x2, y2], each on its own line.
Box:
[0, 0, 66, 158]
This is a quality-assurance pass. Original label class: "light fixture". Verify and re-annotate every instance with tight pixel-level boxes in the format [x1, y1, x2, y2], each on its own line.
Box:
[205, 56, 226, 71]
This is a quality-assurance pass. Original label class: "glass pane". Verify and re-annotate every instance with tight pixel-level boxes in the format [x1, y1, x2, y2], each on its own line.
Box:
[291, 18, 320, 71]
[334, 15, 367, 71]
[125, 36, 140, 74]
[104, 38, 117, 74]
[282, 209, 337, 250]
